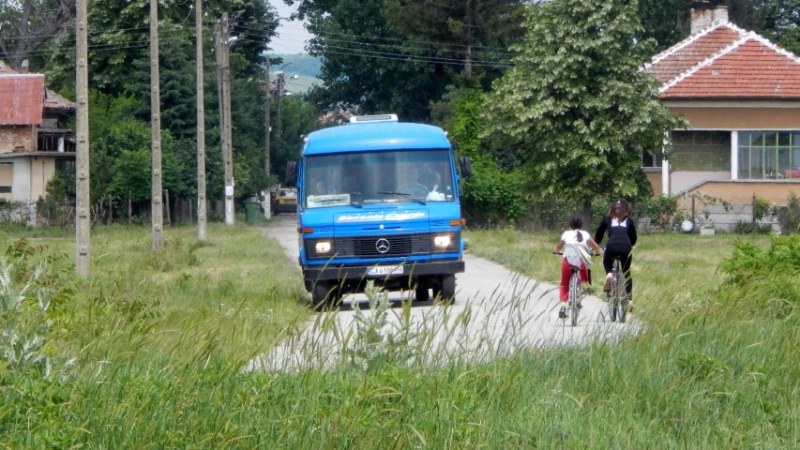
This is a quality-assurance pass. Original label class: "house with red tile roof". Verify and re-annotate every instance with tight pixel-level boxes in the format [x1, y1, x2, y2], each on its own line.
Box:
[0, 60, 75, 224]
[643, 3, 800, 230]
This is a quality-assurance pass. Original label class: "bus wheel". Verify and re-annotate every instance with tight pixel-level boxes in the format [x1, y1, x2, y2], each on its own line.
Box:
[433, 275, 455, 305]
[311, 281, 330, 309]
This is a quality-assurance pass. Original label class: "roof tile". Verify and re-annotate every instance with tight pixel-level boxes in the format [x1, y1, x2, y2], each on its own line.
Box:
[0, 75, 45, 125]
[645, 22, 800, 100]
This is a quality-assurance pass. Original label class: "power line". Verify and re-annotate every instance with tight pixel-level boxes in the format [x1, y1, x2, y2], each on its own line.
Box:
[3, 18, 516, 71]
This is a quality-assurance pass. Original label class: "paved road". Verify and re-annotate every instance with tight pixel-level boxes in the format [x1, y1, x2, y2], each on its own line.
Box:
[246, 214, 640, 372]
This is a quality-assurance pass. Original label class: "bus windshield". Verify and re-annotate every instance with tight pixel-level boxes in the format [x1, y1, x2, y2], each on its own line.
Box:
[304, 149, 454, 208]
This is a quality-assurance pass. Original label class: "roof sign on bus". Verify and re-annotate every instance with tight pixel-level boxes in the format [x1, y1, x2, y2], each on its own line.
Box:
[349, 114, 398, 124]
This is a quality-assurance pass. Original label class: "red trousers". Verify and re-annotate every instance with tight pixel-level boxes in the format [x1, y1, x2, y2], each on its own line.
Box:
[559, 259, 589, 302]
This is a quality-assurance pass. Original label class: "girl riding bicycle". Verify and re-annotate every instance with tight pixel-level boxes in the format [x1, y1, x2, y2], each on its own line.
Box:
[554, 216, 602, 319]
[594, 198, 638, 310]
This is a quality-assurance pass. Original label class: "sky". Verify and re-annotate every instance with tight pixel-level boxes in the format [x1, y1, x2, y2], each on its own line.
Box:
[269, 1, 312, 54]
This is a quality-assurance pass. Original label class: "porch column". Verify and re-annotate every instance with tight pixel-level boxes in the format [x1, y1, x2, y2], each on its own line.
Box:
[662, 132, 670, 195]
[730, 130, 738, 180]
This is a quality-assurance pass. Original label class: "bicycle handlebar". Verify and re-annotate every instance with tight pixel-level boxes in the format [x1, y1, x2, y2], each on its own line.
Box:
[553, 251, 601, 256]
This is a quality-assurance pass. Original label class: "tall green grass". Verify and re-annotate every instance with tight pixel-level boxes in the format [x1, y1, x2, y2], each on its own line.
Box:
[1, 225, 798, 448]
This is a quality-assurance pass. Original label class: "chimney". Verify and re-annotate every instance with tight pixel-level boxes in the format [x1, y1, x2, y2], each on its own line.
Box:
[691, 1, 728, 34]
[20, 59, 29, 74]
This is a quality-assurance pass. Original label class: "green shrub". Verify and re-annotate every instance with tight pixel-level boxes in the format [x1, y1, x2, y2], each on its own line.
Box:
[0, 240, 81, 446]
[461, 159, 526, 227]
[635, 195, 682, 232]
[774, 191, 800, 234]
[719, 235, 800, 316]
[733, 221, 773, 234]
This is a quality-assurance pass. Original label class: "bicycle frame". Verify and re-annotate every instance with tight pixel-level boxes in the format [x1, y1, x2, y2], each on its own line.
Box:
[608, 257, 629, 323]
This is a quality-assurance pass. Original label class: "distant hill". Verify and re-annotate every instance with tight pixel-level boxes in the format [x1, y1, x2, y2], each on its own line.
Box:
[272, 54, 321, 94]
[273, 54, 320, 78]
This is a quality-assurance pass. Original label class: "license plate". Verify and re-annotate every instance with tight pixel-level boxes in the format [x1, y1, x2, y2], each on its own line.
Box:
[367, 265, 404, 277]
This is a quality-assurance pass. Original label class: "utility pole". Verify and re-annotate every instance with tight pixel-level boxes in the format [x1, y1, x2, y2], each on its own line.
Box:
[217, 13, 234, 225]
[150, 0, 164, 249]
[195, 0, 207, 241]
[75, 0, 90, 276]
[275, 70, 285, 139]
[263, 56, 272, 220]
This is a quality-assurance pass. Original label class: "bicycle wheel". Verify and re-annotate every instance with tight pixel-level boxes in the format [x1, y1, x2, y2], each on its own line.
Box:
[569, 270, 581, 326]
[617, 263, 628, 323]
[608, 261, 622, 322]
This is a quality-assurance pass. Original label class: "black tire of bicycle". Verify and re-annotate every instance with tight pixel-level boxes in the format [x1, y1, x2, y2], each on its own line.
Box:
[613, 259, 627, 323]
[617, 262, 628, 323]
[569, 270, 580, 327]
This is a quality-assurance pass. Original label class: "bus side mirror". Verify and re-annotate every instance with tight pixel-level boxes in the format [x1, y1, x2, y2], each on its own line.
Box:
[459, 156, 473, 178]
[285, 161, 298, 187]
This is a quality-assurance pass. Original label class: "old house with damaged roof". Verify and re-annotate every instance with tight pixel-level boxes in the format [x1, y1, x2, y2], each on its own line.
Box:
[643, 2, 800, 231]
[0, 60, 76, 225]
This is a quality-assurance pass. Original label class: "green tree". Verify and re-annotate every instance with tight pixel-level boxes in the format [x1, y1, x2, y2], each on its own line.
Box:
[431, 85, 525, 226]
[384, 0, 524, 82]
[269, 95, 320, 184]
[292, 0, 438, 120]
[636, 0, 800, 62]
[0, 0, 73, 70]
[636, 0, 691, 51]
[89, 91, 196, 219]
[760, 0, 800, 55]
[727, 0, 777, 33]
[37, 0, 283, 215]
[485, 0, 684, 218]
[290, 0, 525, 120]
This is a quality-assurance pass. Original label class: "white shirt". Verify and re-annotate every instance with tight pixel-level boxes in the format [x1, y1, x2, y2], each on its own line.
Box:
[560, 229, 593, 267]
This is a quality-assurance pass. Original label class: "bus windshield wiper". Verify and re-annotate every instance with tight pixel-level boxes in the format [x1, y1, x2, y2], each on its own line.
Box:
[349, 192, 364, 208]
[378, 191, 426, 205]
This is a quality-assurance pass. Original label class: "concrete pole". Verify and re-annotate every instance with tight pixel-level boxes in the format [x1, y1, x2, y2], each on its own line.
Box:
[75, 0, 91, 276]
[221, 13, 234, 225]
[196, 0, 207, 240]
[264, 56, 272, 219]
[150, 0, 164, 249]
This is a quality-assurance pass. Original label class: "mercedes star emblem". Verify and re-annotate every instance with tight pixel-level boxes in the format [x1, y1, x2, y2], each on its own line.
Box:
[375, 238, 390, 254]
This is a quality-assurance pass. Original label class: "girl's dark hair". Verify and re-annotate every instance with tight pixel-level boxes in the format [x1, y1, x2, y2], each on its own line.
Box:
[570, 216, 584, 242]
[608, 198, 631, 218]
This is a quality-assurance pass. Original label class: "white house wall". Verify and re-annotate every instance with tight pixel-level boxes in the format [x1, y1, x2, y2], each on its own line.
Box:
[670, 170, 730, 194]
[9, 156, 54, 203]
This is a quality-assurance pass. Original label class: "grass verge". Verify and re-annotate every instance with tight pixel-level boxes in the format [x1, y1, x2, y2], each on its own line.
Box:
[1, 224, 797, 448]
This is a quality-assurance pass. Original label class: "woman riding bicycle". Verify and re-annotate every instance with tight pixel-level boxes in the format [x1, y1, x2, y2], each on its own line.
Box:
[555, 216, 602, 319]
[594, 199, 638, 310]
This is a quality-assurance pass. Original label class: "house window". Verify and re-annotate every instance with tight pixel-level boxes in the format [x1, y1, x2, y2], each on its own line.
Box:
[669, 130, 730, 171]
[738, 131, 800, 179]
[0, 163, 12, 193]
[642, 151, 662, 168]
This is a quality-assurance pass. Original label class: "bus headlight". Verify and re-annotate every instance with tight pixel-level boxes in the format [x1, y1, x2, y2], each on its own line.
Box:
[433, 234, 452, 249]
[315, 241, 332, 254]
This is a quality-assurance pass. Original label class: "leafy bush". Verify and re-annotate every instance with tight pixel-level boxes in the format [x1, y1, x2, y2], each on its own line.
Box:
[635, 195, 682, 232]
[461, 159, 526, 227]
[753, 195, 771, 222]
[719, 235, 800, 317]
[1, 239, 74, 377]
[733, 221, 773, 235]
[774, 191, 800, 234]
[37, 173, 76, 227]
[0, 239, 81, 446]
[0, 199, 30, 225]
[344, 282, 417, 371]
